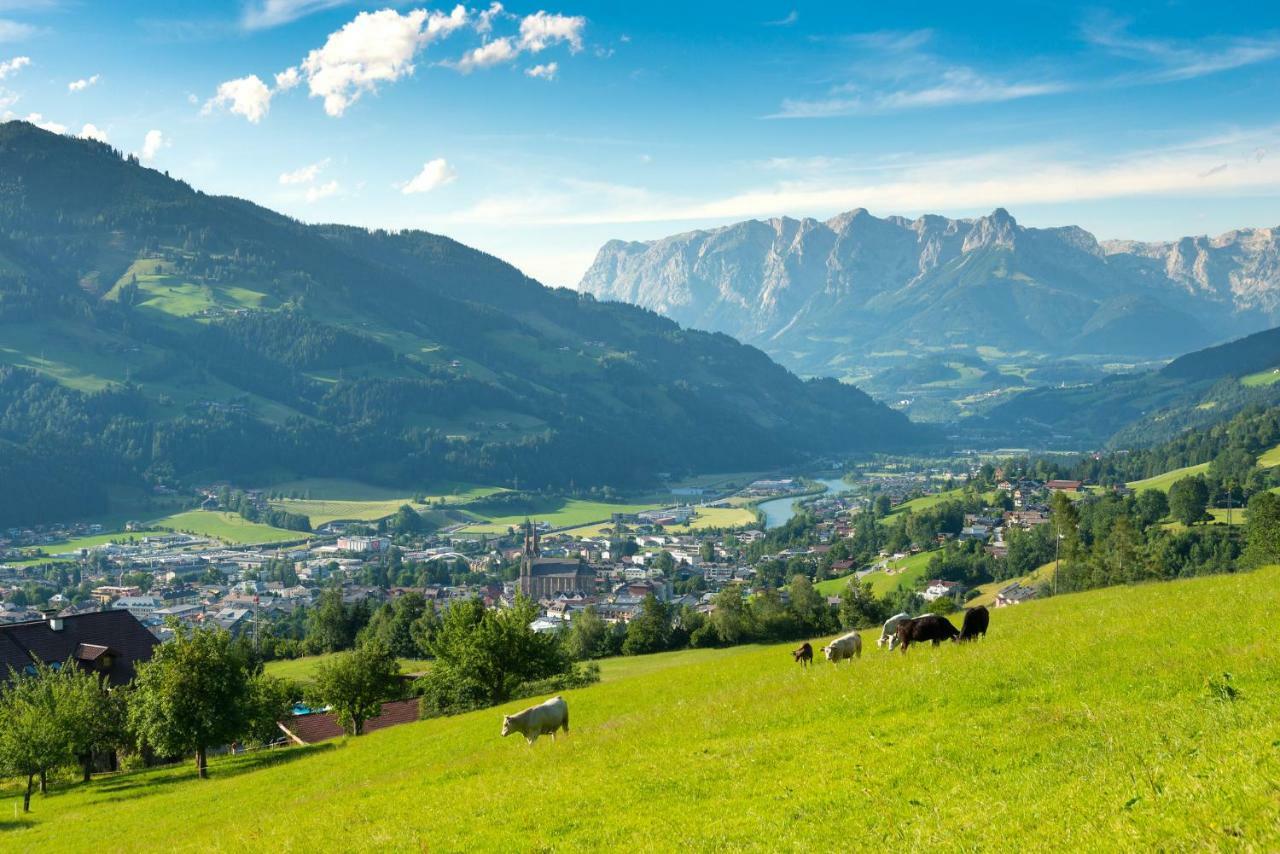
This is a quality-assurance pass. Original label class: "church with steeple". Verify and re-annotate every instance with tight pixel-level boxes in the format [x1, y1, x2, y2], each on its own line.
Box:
[517, 520, 596, 599]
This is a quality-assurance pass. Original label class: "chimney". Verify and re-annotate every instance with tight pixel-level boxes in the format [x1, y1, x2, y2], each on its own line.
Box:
[49, 616, 64, 631]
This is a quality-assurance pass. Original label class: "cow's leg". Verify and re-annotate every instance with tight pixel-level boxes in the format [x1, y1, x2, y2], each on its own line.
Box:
[526, 732, 539, 746]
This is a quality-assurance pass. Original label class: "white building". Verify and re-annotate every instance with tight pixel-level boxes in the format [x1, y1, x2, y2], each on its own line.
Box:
[112, 595, 165, 619]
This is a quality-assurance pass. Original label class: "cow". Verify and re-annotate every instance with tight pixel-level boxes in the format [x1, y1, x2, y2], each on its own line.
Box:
[877, 612, 912, 650]
[821, 630, 862, 664]
[500, 696, 569, 745]
[957, 606, 990, 641]
[895, 614, 960, 652]
[792, 642, 814, 668]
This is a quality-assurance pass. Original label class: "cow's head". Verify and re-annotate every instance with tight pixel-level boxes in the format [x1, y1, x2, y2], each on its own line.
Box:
[500, 716, 513, 737]
[876, 635, 889, 648]
[821, 645, 835, 661]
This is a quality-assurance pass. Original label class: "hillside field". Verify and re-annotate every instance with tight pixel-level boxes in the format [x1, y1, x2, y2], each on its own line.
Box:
[1126, 462, 1211, 493]
[816, 549, 938, 597]
[9, 566, 1275, 849]
[150, 511, 302, 545]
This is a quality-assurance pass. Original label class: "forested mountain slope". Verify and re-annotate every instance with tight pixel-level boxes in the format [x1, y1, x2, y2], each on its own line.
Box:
[0, 122, 927, 525]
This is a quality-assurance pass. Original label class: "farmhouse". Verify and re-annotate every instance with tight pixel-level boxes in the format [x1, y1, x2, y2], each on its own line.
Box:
[0, 610, 158, 688]
[996, 581, 1039, 607]
[1046, 480, 1083, 493]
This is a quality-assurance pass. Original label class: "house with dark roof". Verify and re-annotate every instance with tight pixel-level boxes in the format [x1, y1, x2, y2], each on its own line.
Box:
[0, 610, 159, 687]
[277, 698, 420, 744]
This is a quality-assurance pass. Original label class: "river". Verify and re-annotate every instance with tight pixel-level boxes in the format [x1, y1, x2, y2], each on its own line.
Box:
[757, 476, 858, 529]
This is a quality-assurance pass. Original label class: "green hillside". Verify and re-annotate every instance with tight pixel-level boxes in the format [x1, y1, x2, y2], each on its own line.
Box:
[6, 568, 1277, 849]
[0, 121, 928, 528]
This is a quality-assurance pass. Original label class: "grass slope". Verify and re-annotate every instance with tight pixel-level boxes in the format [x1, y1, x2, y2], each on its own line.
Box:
[151, 511, 302, 545]
[265, 656, 433, 683]
[5, 567, 1277, 849]
[818, 550, 939, 597]
[1126, 462, 1210, 493]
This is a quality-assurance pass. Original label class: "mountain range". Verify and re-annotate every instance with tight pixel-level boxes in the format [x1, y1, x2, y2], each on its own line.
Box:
[577, 208, 1280, 386]
[0, 121, 926, 526]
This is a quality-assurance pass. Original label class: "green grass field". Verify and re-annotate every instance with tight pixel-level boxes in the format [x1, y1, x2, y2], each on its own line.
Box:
[151, 511, 302, 545]
[560, 505, 758, 537]
[265, 656, 433, 683]
[266, 484, 505, 526]
[815, 549, 938, 597]
[457, 498, 666, 534]
[4, 568, 1278, 849]
[1240, 366, 1280, 387]
[1126, 462, 1210, 493]
[2, 530, 167, 566]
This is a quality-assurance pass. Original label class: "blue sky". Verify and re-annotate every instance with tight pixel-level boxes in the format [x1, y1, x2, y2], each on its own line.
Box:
[1, 0, 1279, 285]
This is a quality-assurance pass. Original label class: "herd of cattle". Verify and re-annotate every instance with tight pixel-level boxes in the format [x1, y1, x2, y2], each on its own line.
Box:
[792, 605, 990, 667]
[500, 607, 991, 744]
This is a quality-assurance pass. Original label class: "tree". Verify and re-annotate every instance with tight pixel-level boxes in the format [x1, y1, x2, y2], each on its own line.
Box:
[787, 574, 830, 634]
[565, 606, 612, 660]
[704, 588, 753, 645]
[1168, 476, 1210, 527]
[1242, 490, 1280, 569]
[362, 592, 427, 658]
[127, 625, 259, 778]
[309, 640, 400, 736]
[417, 596, 571, 716]
[699, 540, 715, 563]
[0, 663, 74, 811]
[1134, 489, 1170, 528]
[838, 581, 885, 630]
[58, 666, 126, 783]
[623, 594, 672, 655]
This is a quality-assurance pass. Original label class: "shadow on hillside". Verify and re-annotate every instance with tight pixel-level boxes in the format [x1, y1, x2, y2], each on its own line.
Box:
[0, 817, 36, 832]
[90, 744, 334, 804]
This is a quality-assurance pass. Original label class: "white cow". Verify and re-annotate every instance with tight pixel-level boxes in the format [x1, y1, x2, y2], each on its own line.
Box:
[877, 612, 912, 650]
[501, 696, 569, 745]
[821, 630, 862, 664]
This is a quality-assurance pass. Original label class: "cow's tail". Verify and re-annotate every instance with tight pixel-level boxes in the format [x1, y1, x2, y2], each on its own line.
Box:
[563, 706, 569, 734]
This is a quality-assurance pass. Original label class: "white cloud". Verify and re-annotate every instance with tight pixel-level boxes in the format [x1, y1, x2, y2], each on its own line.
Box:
[774, 68, 1066, 118]
[0, 54, 28, 79]
[77, 122, 107, 142]
[765, 10, 798, 26]
[525, 61, 558, 80]
[518, 11, 584, 53]
[457, 36, 517, 72]
[476, 2, 505, 35]
[279, 158, 329, 185]
[401, 158, 456, 194]
[241, 0, 348, 31]
[205, 74, 273, 123]
[305, 179, 340, 202]
[274, 66, 300, 91]
[20, 111, 64, 133]
[138, 129, 167, 162]
[0, 20, 36, 42]
[67, 73, 99, 92]
[1084, 16, 1280, 83]
[299, 6, 467, 116]
[437, 128, 1280, 228]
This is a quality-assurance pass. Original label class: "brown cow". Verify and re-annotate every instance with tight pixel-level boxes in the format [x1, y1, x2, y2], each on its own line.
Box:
[895, 614, 960, 651]
[792, 642, 814, 667]
[956, 606, 990, 641]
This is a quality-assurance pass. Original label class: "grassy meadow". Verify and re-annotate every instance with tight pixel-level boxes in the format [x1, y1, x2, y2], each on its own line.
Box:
[151, 511, 303, 545]
[456, 498, 667, 534]
[3, 567, 1277, 849]
[817, 549, 939, 597]
[1125, 462, 1211, 493]
[265, 656, 433, 683]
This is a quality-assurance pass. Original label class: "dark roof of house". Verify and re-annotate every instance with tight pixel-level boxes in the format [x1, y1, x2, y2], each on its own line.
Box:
[0, 610, 159, 687]
[279, 698, 420, 744]
[527, 557, 590, 577]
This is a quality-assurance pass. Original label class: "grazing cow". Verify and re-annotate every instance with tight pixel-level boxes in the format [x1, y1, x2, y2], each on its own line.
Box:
[501, 696, 569, 745]
[895, 614, 960, 652]
[821, 630, 862, 664]
[792, 642, 814, 668]
[957, 606, 990, 641]
[877, 612, 912, 650]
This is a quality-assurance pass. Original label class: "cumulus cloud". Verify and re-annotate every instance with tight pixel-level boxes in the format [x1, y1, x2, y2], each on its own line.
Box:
[279, 158, 329, 185]
[67, 73, 99, 92]
[274, 66, 301, 91]
[138, 129, 167, 162]
[204, 74, 274, 123]
[20, 111, 65, 133]
[78, 122, 108, 142]
[525, 61, 558, 80]
[476, 1, 505, 34]
[457, 37, 517, 72]
[401, 158, 456, 194]
[517, 11, 584, 53]
[0, 54, 28, 79]
[305, 179, 340, 202]
[300, 6, 467, 116]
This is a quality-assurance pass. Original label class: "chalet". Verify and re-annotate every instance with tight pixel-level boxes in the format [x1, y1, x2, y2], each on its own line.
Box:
[1046, 480, 1083, 493]
[995, 582, 1038, 607]
[0, 610, 158, 688]
[921, 579, 964, 602]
